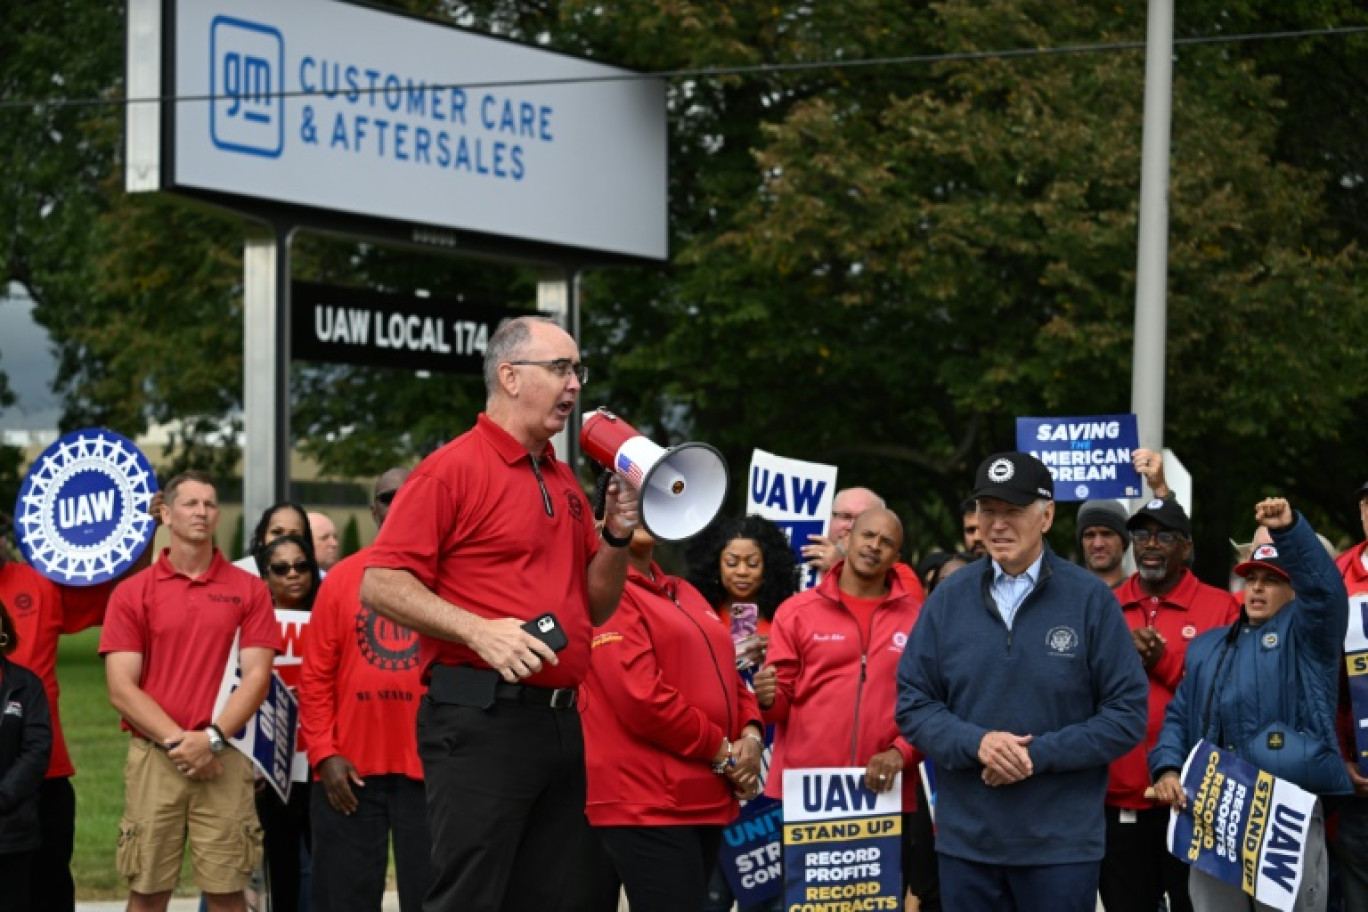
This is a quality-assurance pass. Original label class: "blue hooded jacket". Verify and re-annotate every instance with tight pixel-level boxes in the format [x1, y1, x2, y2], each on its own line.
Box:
[896, 544, 1147, 865]
[1149, 514, 1351, 796]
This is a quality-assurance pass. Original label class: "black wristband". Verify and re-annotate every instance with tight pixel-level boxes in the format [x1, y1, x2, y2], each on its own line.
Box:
[601, 525, 633, 548]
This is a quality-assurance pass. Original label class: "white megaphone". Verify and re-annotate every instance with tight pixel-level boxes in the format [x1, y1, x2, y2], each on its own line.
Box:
[581, 407, 729, 541]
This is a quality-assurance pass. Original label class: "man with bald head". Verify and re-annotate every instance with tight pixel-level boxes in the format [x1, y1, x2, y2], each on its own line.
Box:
[361, 316, 640, 912]
[802, 487, 926, 603]
[308, 512, 340, 572]
[756, 509, 939, 909]
[801, 486, 884, 572]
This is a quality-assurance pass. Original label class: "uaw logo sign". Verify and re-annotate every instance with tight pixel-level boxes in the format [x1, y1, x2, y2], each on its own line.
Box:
[211, 16, 285, 158]
[15, 429, 158, 586]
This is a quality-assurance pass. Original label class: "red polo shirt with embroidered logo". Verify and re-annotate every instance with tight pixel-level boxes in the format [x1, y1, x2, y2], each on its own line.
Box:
[99, 549, 281, 737]
[367, 414, 600, 689]
[1107, 569, 1239, 807]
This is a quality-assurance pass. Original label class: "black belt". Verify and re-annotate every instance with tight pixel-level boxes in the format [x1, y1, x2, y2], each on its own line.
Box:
[495, 681, 578, 710]
[428, 664, 578, 711]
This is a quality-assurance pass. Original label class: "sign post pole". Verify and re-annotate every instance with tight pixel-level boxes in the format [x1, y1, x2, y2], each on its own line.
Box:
[243, 223, 293, 539]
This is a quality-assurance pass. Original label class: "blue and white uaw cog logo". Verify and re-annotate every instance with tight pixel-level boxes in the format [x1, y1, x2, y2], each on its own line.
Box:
[15, 429, 159, 587]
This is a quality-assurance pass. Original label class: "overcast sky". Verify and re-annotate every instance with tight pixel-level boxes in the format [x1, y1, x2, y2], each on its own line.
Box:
[0, 283, 62, 430]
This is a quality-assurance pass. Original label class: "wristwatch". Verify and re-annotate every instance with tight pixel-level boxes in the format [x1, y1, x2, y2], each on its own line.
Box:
[205, 724, 226, 754]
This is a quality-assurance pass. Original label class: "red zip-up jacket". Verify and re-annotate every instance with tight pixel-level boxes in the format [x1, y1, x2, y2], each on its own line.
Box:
[1106, 570, 1238, 808]
[761, 564, 922, 809]
[1334, 542, 1368, 768]
[582, 562, 763, 826]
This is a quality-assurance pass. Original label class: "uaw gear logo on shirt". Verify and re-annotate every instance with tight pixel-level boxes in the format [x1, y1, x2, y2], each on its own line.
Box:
[1046, 625, 1080, 657]
[355, 606, 419, 671]
[3, 701, 21, 719]
[564, 488, 584, 523]
[14, 428, 158, 587]
[988, 459, 1015, 483]
[1262, 632, 1280, 650]
[1147, 498, 1165, 510]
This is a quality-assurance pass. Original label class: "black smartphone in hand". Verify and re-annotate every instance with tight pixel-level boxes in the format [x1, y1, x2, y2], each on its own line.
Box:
[522, 613, 569, 653]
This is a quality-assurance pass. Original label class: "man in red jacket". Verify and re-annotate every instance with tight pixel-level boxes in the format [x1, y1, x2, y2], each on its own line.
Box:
[1332, 479, 1368, 910]
[755, 508, 937, 911]
[299, 467, 431, 912]
[1099, 499, 1238, 912]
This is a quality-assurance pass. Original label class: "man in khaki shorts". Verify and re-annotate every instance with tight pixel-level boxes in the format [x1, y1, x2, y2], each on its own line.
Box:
[100, 470, 282, 912]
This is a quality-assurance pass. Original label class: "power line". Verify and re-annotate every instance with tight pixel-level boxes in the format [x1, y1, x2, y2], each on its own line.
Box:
[1, 23, 1366, 113]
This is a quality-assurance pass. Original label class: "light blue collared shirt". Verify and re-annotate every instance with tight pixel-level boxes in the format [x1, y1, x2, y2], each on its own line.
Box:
[990, 551, 1045, 630]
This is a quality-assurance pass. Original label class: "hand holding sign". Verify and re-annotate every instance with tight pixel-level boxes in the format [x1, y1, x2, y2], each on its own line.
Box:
[801, 534, 840, 573]
[1133, 447, 1171, 499]
[1153, 769, 1186, 810]
[865, 749, 903, 794]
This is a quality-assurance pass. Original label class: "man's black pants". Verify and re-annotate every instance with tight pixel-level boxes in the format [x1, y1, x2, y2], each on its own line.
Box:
[1099, 804, 1191, 912]
[417, 694, 588, 912]
[310, 774, 431, 912]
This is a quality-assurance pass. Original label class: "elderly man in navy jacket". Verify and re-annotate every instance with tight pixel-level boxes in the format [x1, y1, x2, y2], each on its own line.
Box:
[897, 451, 1147, 912]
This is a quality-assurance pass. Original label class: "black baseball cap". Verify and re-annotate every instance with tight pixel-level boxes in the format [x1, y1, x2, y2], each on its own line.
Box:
[972, 452, 1054, 507]
[1355, 481, 1368, 502]
[1126, 497, 1192, 538]
[1234, 542, 1290, 582]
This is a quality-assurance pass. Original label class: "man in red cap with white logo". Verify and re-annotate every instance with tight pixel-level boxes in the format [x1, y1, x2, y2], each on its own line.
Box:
[1099, 498, 1238, 912]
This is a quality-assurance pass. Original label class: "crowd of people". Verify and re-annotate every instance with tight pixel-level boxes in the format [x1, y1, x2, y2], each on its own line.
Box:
[2, 314, 1368, 912]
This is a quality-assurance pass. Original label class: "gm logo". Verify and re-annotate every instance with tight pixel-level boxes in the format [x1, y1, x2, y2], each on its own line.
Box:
[210, 16, 284, 158]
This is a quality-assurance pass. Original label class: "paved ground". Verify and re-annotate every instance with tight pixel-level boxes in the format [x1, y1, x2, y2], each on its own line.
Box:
[76, 894, 401, 912]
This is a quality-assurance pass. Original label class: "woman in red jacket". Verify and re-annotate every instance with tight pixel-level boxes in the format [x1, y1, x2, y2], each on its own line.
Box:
[582, 480, 765, 912]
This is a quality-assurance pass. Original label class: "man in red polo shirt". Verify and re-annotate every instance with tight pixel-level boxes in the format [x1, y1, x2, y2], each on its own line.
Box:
[1099, 498, 1238, 912]
[361, 315, 640, 912]
[100, 470, 281, 912]
[300, 466, 432, 912]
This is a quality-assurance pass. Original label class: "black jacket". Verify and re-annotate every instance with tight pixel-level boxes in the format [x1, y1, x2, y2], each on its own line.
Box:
[0, 655, 51, 854]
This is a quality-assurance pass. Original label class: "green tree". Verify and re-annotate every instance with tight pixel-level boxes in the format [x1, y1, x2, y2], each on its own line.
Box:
[341, 513, 361, 559]
[5, 0, 1368, 581]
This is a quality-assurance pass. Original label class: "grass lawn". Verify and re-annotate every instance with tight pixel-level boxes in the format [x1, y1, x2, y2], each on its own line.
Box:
[61, 628, 196, 899]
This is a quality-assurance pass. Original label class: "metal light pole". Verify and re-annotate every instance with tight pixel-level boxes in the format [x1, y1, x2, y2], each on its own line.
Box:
[1130, 0, 1175, 454]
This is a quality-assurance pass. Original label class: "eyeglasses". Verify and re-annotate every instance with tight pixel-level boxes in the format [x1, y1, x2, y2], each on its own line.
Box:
[832, 511, 860, 523]
[507, 358, 589, 384]
[1132, 529, 1185, 547]
[268, 561, 311, 577]
[375, 490, 397, 506]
